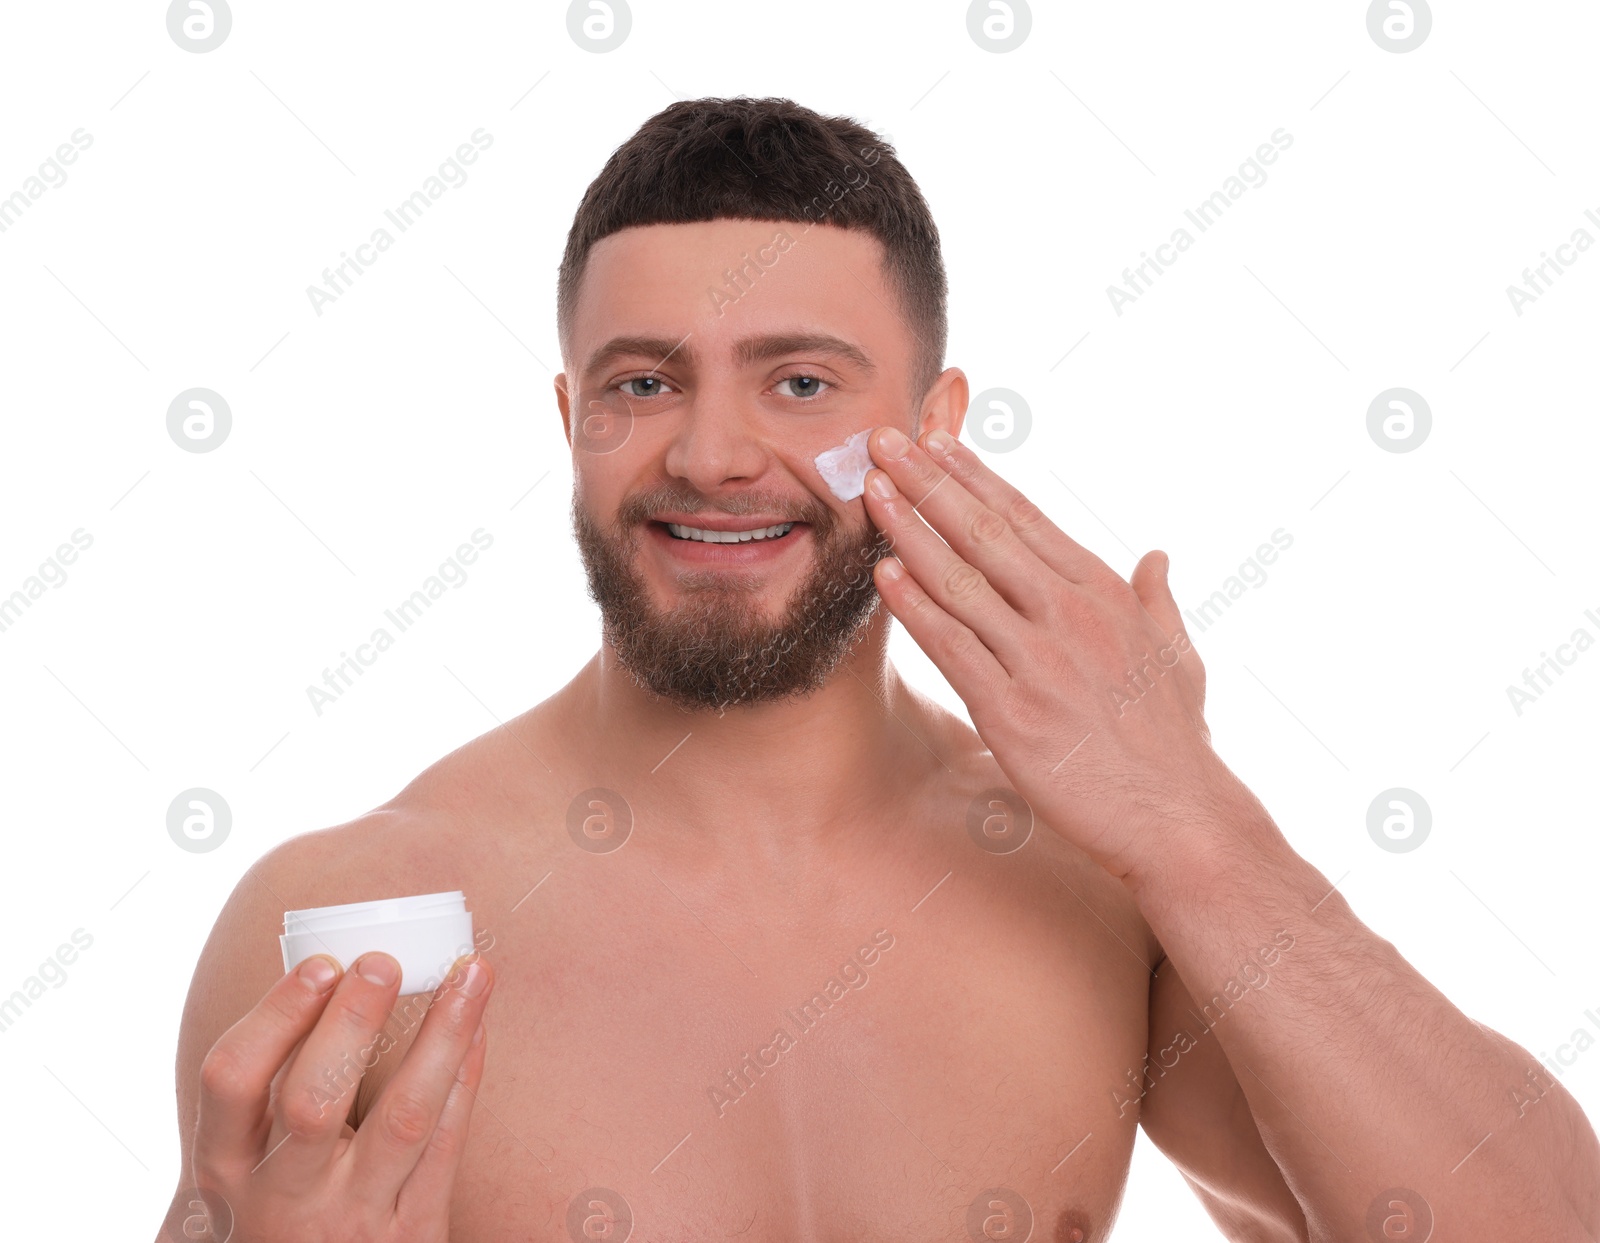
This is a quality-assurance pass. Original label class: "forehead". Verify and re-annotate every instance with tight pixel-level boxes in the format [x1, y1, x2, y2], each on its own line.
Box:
[570, 219, 909, 377]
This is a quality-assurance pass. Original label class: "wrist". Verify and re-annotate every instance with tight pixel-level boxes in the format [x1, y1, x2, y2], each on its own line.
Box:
[1118, 764, 1286, 907]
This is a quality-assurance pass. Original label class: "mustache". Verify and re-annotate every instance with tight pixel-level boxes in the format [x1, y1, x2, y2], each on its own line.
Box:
[613, 482, 838, 534]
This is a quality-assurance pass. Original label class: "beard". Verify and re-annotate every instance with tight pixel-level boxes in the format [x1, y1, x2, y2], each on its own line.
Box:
[571, 480, 891, 713]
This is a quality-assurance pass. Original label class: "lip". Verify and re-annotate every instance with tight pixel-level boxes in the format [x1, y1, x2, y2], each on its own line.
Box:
[645, 519, 809, 564]
[649, 512, 802, 532]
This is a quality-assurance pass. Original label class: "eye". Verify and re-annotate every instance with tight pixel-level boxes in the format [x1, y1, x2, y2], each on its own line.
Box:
[775, 373, 830, 400]
[616, 375, 675, 399]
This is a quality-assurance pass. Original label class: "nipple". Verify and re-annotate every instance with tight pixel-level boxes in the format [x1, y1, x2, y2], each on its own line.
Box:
[1055, 1207, 1090, 1242]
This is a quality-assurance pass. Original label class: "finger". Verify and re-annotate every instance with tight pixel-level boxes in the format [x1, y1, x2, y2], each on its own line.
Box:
[351, 954, 495, 1211]
[872, 555, 1008, 703]
[194, 955, 343, 1173]
[1131, 550, 1184, 639]
[861, 465, 1028, 665]
[866, 426, 1055, 619]
[1131, 550, 1207, 705]
[919, 428, 1122, 588]
[266, 951, 404, 1183]
[395, 1018, 488, 1230]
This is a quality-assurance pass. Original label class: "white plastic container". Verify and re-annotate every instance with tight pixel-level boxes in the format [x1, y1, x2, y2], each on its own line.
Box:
[280, 890, 476, 995]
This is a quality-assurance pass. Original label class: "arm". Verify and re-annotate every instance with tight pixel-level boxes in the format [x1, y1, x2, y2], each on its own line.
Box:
[856, 423, 1600, 1241]
[1127, 782, 1600, 1242]
[1138, 957, 1310, 1243]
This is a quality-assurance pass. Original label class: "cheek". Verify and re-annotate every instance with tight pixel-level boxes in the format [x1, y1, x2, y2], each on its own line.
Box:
[572, 429, 663, 516]
[812, 428, 874, 501]
[569, 384, 640, 456]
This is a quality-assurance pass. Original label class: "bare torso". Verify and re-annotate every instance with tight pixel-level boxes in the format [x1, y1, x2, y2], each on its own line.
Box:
[309, 691, 1159, 1242]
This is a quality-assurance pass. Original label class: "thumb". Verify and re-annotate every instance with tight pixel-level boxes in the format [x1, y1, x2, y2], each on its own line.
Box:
[1131, 550, 1185, 640]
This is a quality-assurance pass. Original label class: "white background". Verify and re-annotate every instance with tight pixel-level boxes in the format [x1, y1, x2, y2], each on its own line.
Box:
[1, 1, 1596, 1238]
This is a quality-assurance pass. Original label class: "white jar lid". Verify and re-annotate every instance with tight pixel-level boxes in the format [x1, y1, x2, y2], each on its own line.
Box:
[280, 890, 476, 996]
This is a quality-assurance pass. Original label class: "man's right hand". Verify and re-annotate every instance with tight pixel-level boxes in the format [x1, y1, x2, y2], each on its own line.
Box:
[170, 949, 494, 1243]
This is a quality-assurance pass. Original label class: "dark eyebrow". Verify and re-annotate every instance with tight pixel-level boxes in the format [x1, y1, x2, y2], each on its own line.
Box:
[582, 335, 692, 380]
[581, 332, 876, 380]
[734, 333, 876, 374]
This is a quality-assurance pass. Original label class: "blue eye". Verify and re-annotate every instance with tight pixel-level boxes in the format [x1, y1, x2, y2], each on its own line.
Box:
[777, 374, 830, 399]
[619, 376, 673, 398]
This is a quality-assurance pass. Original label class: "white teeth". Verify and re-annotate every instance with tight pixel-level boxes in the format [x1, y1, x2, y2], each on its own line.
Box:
[666, 521, 795, 543]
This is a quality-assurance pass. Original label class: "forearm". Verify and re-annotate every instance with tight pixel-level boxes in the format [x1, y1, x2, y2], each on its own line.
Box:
[1126, 777, 1600, 1241]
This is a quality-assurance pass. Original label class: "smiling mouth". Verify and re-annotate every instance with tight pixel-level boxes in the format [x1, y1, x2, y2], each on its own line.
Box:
[663, 521, 797, 544]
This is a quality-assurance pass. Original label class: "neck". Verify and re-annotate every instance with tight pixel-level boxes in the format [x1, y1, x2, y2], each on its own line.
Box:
[561, 610, 941, 853]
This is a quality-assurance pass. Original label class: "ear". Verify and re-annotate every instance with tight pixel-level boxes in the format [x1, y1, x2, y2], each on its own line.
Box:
[555, 373, 573, 449]
[916, 367, 969, 443]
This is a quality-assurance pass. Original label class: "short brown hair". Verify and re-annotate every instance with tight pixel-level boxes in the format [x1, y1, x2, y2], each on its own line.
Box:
[557, 96, 948, 404]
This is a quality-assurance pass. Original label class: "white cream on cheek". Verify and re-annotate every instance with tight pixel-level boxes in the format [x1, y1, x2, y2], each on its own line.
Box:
[812, 428, 875, 501]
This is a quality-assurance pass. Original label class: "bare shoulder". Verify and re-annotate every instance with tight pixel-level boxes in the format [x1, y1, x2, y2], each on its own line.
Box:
[170, 713, 564, 1175]
[172, 808, 465, 1068]
[249, 713, 574, 946]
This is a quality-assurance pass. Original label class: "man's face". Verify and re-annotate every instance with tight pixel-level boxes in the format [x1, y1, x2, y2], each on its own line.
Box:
[559, 219, 922, 712]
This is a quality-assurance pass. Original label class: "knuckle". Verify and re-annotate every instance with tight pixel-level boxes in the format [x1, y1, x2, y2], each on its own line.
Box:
[906, 456, 940, 490]
[938, 623, 982, 667]
[1054, 585, 1097, 625]
[966, 506, 1008, 546]
[190, 1148, 230, 1186]
[902, 586, 937, 621]
[377, 1088, 436, 1150]
[328, 987, 392, 1035]
[419, 1125, 459, 1172]
[422, 1091, 468, 1160]
[1005, 493, 1047, 534]
[1038, 585, 1073, 627]
[279, 1082, 344, 1136]
[1075, 604, 1124, 654]
[260, 980, 315, 1029]
[941, 561, 986, 605]
[1104, 576, 1142, 612]
[198, 1044, 251, 1103]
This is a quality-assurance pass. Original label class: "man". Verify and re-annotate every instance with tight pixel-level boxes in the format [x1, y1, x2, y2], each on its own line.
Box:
[165, 97, 1600, 1242]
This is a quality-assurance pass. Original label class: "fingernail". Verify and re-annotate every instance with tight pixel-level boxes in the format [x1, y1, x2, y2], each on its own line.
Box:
[925, 430, 953, 456]
[876, 426, 910, 458]
[356, 952, 399, 987]
[877, 556, 905, 582]
[298, 955, 339, 992]
[461, 959, 489, 998]
[869, 471, 896, 498]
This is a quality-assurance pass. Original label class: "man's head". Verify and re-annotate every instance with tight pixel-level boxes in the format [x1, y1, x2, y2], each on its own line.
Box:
[555, 97, 965, 713]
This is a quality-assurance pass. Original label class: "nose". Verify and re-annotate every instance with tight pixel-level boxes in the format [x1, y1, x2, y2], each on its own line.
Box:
[659, 387, 772, 495]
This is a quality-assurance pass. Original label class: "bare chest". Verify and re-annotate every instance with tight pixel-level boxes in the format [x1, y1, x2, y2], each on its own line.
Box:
[363, 828, 1151, 1241]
